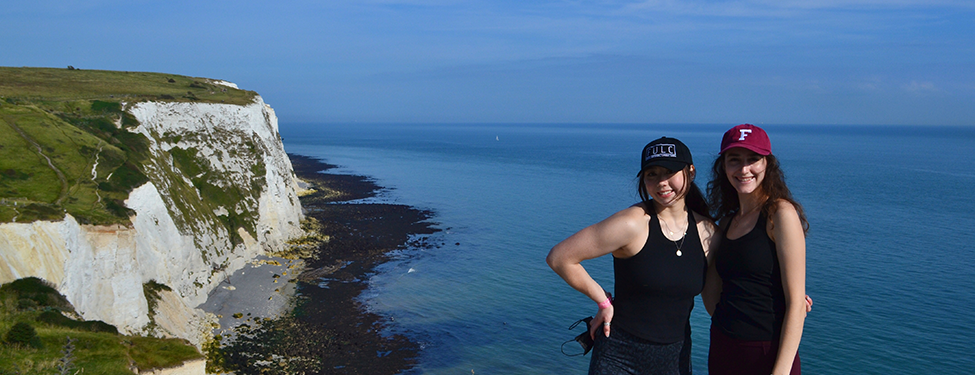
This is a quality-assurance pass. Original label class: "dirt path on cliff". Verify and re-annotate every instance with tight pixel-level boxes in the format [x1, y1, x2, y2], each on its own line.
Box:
[3, 116, 70, 205]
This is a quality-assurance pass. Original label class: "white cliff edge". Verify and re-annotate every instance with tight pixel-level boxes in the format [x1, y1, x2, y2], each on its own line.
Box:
[0, 94, 303, 349]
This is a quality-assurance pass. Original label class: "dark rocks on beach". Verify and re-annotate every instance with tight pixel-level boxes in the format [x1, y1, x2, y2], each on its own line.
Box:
[216, 154, 438, 374]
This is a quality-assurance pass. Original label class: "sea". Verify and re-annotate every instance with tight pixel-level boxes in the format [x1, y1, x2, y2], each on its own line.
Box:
[280, 123, 975, 375]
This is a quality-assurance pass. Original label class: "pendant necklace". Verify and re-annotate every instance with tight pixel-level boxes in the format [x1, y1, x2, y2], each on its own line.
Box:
[660, 216, 688, 257]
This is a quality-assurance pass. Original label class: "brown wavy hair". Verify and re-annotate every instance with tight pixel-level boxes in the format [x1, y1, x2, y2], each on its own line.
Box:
[707, 153, 808, 235]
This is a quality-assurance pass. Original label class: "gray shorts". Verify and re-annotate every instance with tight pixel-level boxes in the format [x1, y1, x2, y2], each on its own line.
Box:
[588, 327, 684, 375]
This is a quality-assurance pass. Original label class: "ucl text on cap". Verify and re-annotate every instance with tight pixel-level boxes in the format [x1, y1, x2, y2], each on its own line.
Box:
[640, 137, 693, 173]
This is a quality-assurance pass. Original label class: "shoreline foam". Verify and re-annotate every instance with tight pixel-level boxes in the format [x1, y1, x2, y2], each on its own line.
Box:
[204, 153, 438, 374]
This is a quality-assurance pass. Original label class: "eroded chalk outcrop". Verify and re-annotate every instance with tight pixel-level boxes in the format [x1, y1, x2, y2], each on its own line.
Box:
[0, 94, 303, 346]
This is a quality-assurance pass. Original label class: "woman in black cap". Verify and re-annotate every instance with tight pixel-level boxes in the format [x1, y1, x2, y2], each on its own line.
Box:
[547, 137, 719, 375]
[704, 124, 807, 375]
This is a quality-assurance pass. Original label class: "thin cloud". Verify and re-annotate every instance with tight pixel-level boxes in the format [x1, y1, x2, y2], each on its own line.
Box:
[902, 80, 939, 93]
[624, 0, 975, 17]
[1, 0, 972, 125]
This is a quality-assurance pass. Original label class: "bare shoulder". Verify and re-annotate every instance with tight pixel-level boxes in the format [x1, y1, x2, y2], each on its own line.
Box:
[768, 199, 803, 242]
[592, 204, 648, 233]
[597, 204, 652, 257]
[692, 212, 717, 232]
[624, 202, 650, 216]
[692, 211, 719, 258]
[770, 199, 800, 223]
[774, 199, 798, 213]
[609, 204, 651, 229]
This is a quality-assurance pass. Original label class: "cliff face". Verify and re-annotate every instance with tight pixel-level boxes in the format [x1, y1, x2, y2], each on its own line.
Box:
[0, 95, 303, 345]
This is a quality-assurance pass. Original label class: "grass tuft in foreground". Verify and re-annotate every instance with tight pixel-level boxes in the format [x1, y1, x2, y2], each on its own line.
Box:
[0, 278, 202, 374]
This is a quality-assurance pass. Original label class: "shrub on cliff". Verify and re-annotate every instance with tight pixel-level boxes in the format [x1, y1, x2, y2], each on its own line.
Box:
[0, 317, 201, 373]
[4, 322, 42, 349]
[0, 277, 74, 313]
[37, 310, 118, 335]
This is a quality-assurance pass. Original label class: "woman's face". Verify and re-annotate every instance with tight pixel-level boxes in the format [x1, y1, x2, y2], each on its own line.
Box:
[723, 147, 767, 195]
[643, 165, 691, 207]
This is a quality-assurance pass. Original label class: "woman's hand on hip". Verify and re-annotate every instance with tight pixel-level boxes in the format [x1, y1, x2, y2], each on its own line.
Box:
[590, 305, 614, 340]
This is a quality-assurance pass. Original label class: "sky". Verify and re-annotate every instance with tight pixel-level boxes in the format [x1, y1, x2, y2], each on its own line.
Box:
[2, 0, 973, 126]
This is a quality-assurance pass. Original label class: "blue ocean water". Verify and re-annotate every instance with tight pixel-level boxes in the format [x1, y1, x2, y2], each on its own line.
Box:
[281, 123, 975, 374]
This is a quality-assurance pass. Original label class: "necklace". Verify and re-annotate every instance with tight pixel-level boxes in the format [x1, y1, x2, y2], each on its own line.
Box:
[659, 216, 688, 257]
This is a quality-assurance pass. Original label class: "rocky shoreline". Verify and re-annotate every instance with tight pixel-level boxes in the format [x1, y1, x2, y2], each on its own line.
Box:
[208, 154, 439, 374]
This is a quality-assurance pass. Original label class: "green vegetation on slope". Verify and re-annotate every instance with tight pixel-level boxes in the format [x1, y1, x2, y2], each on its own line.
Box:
[0, 278, 202, 374]
[0, 67, 256, 105]
[0, 66, 261, 226]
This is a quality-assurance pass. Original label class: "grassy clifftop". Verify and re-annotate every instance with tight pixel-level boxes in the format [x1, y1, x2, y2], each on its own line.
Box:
[0, 67, 258, 225]
[0, 67, 256, 104]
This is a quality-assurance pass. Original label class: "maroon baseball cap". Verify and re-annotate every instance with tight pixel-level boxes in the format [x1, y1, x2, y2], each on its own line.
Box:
[719, 124, 771, 155]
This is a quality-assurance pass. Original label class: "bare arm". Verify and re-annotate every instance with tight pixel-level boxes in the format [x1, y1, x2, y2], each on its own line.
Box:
[695, 213, 722, 315]
[769, 200, 806, 375]
[546, 205, 648, 338]
[703, 259, 722, 316]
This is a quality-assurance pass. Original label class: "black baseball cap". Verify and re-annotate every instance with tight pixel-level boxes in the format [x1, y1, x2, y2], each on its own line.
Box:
[639, 137, 693, 174]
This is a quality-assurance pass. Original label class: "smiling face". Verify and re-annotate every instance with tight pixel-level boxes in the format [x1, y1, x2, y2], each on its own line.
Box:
[722, 147, 767, 196]
[642, 165, 692, 208]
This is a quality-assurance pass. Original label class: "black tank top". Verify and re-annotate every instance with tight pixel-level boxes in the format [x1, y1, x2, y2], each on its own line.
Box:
[612, 207, 707, 344]
[712, 212, 786, 341]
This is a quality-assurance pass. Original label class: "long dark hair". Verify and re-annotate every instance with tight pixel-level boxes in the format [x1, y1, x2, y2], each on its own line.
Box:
[638, 166, 712, 221]
[707, 153, 809, 234]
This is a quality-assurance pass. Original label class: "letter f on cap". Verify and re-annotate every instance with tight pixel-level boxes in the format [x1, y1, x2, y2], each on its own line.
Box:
[738, 129, 752, 141]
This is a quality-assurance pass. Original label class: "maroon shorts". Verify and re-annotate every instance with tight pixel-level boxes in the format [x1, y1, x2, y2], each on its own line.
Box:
[707, 326, 800, 375]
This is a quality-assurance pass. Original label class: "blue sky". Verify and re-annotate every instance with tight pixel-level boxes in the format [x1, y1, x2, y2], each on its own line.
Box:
[2, 1, 973, 125]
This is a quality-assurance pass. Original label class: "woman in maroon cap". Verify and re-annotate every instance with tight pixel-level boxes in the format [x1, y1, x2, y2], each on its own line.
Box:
[548, 137, 719, 375]
[704, 124, 808, 375]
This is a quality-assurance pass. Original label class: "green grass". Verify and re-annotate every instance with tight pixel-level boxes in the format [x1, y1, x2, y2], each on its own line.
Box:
[0, 101, 139, 224]
[1, 65, 275, 289]
[0, 66, 279, 371]
[0, 106, 65, 204]
[127, 335, 202, 370]
[0, 317, 202, 374]
[1, 278, 202, 374]
[0, 67, 257, 105]
[0, 67, 266, 226]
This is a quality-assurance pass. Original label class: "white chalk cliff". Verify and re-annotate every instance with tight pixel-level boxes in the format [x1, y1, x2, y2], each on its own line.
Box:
[0, 94, 303, 346]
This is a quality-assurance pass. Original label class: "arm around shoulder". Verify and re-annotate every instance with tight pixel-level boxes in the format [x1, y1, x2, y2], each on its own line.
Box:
[693, 212, 722, 315]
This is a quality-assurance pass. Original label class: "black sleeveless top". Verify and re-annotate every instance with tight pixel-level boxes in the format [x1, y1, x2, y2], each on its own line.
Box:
[612, 208, 707, 344]
[712, 212, 786, 341]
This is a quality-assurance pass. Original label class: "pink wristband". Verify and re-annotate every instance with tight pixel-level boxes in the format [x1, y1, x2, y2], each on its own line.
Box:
[597, 297, 612, 309]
